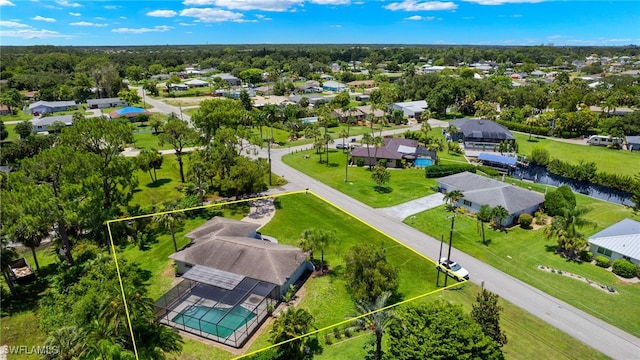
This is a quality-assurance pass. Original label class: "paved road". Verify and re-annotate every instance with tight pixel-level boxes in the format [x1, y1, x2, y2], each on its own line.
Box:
[263, 145, 640, 360]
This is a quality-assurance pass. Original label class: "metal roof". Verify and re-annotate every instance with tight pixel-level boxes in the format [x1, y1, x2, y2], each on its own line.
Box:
[182, 265, 245, 290]
[589, 219, 640, 261]
[478, 153, 517, 166]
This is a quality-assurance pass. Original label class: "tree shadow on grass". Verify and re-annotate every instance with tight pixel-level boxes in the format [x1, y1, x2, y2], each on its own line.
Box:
[374, 186, 393, 194]
[544, 244, 559, 253]
[145, 178, 171, 188]
[527, 139, 540, 143]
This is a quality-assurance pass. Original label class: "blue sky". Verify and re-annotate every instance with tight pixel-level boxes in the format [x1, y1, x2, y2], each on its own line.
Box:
[0, 1, 638, 46]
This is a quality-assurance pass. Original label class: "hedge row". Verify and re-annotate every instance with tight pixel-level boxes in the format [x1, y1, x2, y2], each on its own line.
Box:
[496, 120, 548, 136]
[547, 158, 633, 192]
[425, 164, 477, 178]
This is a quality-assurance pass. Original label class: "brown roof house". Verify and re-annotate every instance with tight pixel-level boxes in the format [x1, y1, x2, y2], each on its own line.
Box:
[169, 217, 311, 299]
[350, 137, 435, 168]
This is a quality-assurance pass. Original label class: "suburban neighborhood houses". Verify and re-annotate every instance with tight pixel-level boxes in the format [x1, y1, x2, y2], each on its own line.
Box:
[1, 42, 640, 360]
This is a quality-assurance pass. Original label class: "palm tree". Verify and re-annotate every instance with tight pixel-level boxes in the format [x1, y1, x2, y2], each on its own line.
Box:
[477, 204, 493, 245]
[353, 291, 395, 360]
[338, 128, 349, 152]
[186, 160, 210, 203]
[362, 133, 374, 169]
[491, 205, 510, 229]
[545, 206, 595, 258]
[443, 190, 464, 210]
[299, 228, 335, 274]
[153, 201, 185, 252]
[0, 235, 18, 295]
[13, 220, 48, 271]
[270, 307, 319, 360]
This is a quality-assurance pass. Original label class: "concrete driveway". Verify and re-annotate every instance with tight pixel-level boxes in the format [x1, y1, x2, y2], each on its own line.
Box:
[379, 193, 444, 220]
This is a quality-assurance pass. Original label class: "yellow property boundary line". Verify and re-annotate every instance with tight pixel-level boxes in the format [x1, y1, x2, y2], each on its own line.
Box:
[105, 189, 465, 360]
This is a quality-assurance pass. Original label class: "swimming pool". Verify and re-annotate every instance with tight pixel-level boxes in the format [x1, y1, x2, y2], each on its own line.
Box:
[172, 305, 256, 338]
[415, 158, 433, 168]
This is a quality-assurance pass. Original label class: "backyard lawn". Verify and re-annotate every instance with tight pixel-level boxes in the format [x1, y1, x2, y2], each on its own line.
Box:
[282, 148, 438, 208]
[408, 195, 640, 337]
[513, 132, 640, 177]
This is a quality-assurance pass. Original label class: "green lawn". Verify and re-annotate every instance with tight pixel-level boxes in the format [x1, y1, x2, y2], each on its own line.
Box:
[408, 195, 640, 337]
[130, 153, 193, 207]
[132, 127, 174, 150]
[513, 132, 639, 177]
[252, 124, 406, 147]
[283, 148, 437, 208]
[3, 122, 18, 141]
[0, 110, 32, 122]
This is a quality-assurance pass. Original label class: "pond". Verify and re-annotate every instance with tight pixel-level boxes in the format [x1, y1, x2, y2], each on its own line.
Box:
[513, 165, 635, 207]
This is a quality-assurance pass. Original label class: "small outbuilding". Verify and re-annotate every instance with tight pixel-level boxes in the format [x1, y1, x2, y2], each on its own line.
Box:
[87, 98, 128, 109]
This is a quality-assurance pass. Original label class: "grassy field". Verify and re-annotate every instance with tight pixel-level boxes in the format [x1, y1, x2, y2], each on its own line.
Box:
[408, 195, 640, 337]
[132, 127, 174, 150]
[513, 132, 640, 177]
[3, 122, 18, 141]
[130, 153, 190, 207]
[0, 110, 32, 122]
[283, 148, 437, 208]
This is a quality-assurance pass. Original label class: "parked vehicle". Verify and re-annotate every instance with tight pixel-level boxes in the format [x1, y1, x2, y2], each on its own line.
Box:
[9, 258, 36, 284]
[436, 257, 469, 281]
[587, 135, 623, 147]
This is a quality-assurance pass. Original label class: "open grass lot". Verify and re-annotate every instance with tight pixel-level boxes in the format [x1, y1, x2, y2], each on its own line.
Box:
[408, 195, 640, 337]
[130, 153, 190, 207]
[513, 132, 640, 177]
[282, 148, 438, 208]
[0, 110, 32, 122]
[132, 127, 174, 150]
[3, 122, 18, 141]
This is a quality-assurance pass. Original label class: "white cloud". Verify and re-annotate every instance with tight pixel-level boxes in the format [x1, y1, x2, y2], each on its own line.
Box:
[0, 20, 30, 28]
[70, 21, 108, 27]
[2, 29, 66, 39]
[184, 0, 303, 12]
[68, 12, 81, 16]
[330, 24, 342, 27]
[463, 0, 543, 5]
[513, 14, 521, 17]
[112, 25, 173, 34]
[405, 15, 436, 20]
[547, 35, 562, 39]
[94, 17, 105, 20]
[179, 22, 196, 26]
[104, 5, 120, 9]
[32, 16, 56, 22]
[55, 0, 81, 7]
[255, 14, 272, 20]
[310, 0, 350, 4]
[147, 10, 178, 17]
[180, 8, 244, 22]
[385, 1, 457, 11]
[120, 16, 127, 20]
[0, 0, 15, 6]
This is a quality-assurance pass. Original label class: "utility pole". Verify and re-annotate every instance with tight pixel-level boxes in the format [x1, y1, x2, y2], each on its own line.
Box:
[436, 234, 444, 287]
[344, 149, 349, 183]
[444, 213, 456, 287]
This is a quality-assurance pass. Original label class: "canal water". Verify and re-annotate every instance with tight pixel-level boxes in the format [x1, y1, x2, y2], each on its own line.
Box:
[512, 165, 635, 207]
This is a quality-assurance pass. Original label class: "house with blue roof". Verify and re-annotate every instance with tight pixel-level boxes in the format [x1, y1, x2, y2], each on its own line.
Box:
[588, 219, 640, 266]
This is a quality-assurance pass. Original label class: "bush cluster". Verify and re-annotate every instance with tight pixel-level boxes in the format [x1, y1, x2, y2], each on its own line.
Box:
[518, 213, 533, 228]
[580, 251, 593, 262]
[595, 256, 611, 268]
[611, 259, 636, 278]
[497, 120, 548, 136]
[477, 166, 500, 177]
[425, 164, 476, 178]
[547, 159, 632, 192]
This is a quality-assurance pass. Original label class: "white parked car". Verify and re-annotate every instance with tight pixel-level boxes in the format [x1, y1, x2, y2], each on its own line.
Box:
[436, 257, 470, 281]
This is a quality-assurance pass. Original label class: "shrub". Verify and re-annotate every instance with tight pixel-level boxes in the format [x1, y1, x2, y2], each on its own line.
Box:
[544, 185, 575, 216]
[612, 259, 636, 278]
[595, 256, 611, 268]
[425, 164, 476, 178]
[637, 266, 640, 278]
[477, 166, 500, 177]
[530, 146, 550, 166]
[580, 251, 593, 262]
[333, 327, 341, 340]
[518, 213, 533, 228]
[356, 158, 365, 167]
[324, 333, 334, 345]
[497, 120, 548, 136]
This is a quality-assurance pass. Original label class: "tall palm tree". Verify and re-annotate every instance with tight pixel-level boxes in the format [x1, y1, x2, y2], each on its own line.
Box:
[353, 291, 395, 360]
[13, 220, 48, 271]
[491, 205, 510, 229]
[362, 133, 374, 169]
[477, 204, 493, 245]
[153, 201, 185, 252]
[443, 190, 464, 210]
[298, 228, 335, 274]
[270, 307, 318, 360]
[545, 206, 595, 258]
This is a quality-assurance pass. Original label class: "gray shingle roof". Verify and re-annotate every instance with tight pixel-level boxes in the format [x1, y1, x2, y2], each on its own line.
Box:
[437, 172, 544, 214]
[31, 115, 74, 127]
[87, 98, 123, 106]
[28, 100, 77, 110]
[451, 118, 514, 141]
[171, 217, 307, 286]
[589, 219, 640, 261]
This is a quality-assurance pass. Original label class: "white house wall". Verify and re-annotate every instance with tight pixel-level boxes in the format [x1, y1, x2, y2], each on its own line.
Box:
[589, 245, 640, 266]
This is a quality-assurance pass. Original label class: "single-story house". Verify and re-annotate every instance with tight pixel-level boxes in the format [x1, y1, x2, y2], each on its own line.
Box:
[588, 219, 640, 266]
[322, 80, 347, 92]
[212, 73, 241, 86]
[288, 94, 328, 106]
[169, 217, 312, 298]
[392, 100, 429, 118]
[437, 172, 544, 226]
[350, 137, 435, 168]
[626, 136, 640, 151]
[87, 98, 128, 109]
[358, 105, 385, 122]
[31, 115, 74, 133]
[109, 106, 151, 120]
[355, 94, 370, 102]
[332, 108, 365, 123]
[320, 74, 333, 81]
[184, 79, 210, 88]
[167, 83, 189, 92]
[28, 100, 77, 115]
[0, 105, 12, 116]
[347, 80, 376, 89]
[150, 74, 170, 81]
[450, 118, 515, 148]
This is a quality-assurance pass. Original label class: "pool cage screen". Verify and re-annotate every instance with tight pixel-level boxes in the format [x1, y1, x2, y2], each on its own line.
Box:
[154, 277, 278, 348]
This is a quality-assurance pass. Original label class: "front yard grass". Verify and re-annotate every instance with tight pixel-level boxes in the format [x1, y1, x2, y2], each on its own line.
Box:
[408, 196, 640, 337]
[0, 110, 32, 122]
[282, 148, 437, 208]
[514, 132, 639, 177]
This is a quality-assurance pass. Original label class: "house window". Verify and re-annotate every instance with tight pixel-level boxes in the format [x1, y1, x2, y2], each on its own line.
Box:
[463, 200, 472, 207]
[597, 247, 612, 256]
